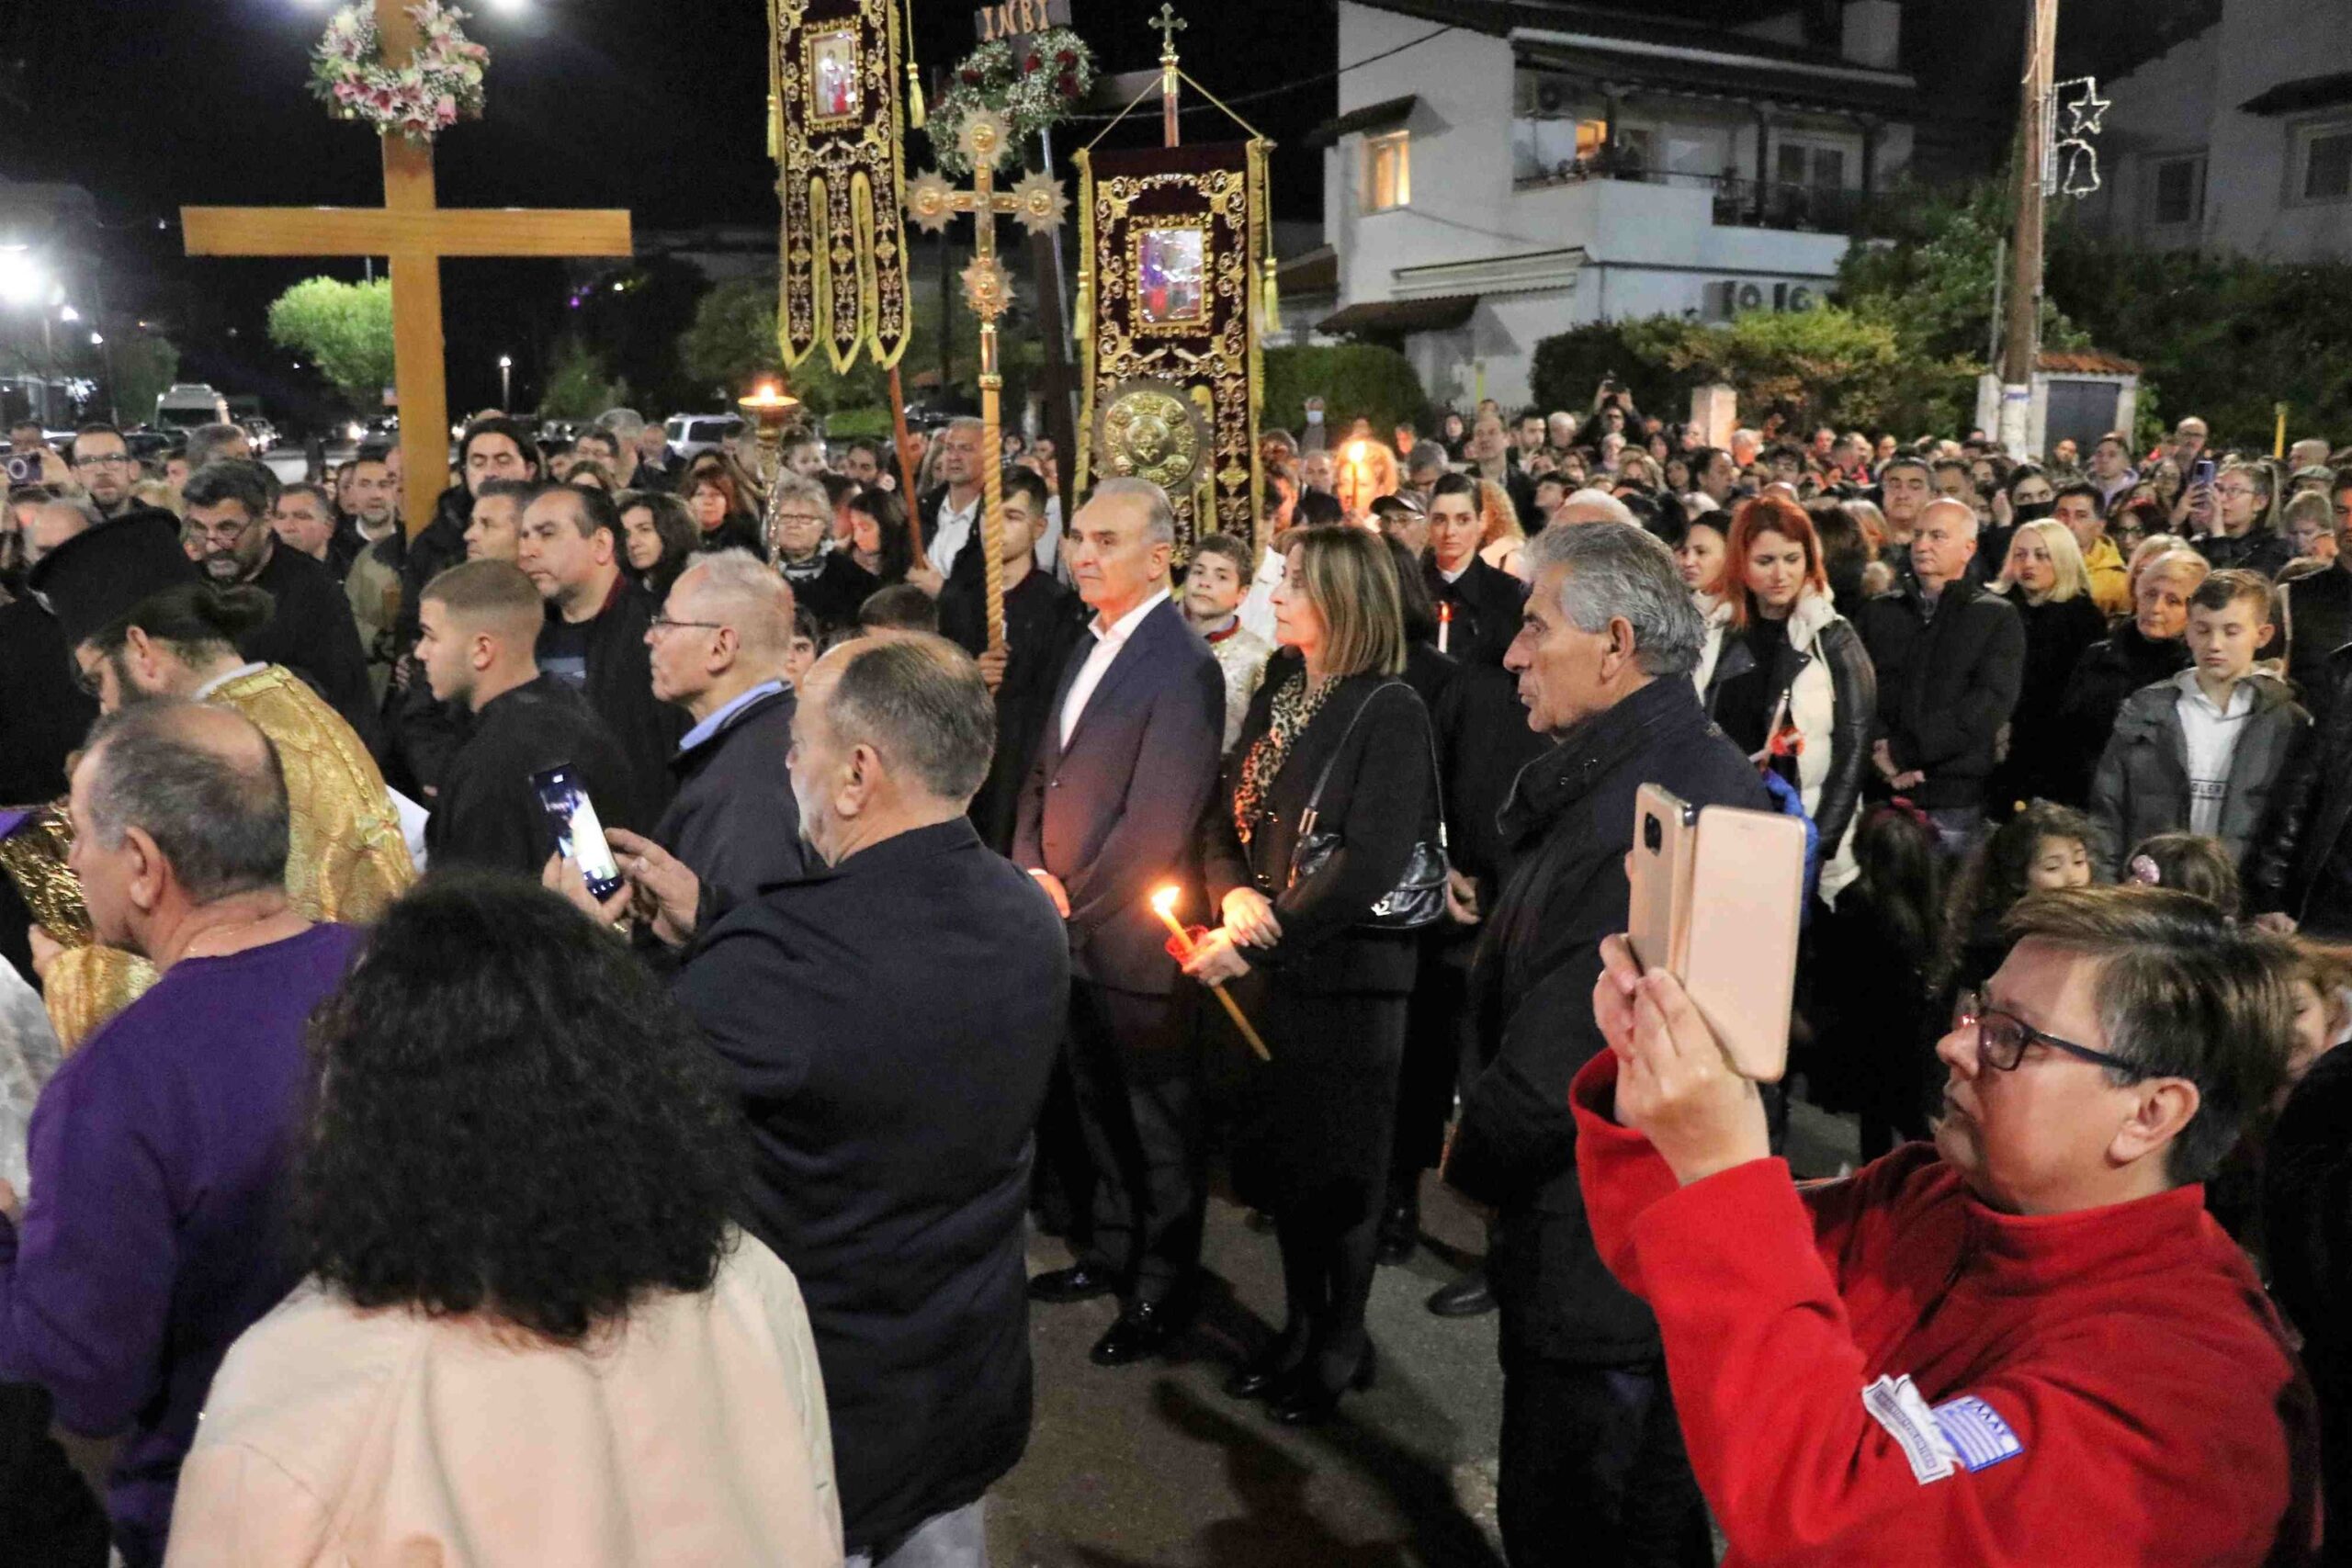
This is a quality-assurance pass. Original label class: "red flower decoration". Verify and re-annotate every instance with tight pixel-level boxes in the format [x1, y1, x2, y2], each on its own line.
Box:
[960, 66, 982, 85]
[1056, 49, 1076, 67]
[1024, 53, 1041, 73]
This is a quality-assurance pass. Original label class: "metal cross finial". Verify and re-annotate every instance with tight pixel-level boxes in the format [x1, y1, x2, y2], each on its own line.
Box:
[1152, 4, 1187, 63]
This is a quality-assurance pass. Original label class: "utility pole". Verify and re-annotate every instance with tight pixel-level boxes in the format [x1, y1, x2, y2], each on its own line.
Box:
[1998, 0, 2058, 460]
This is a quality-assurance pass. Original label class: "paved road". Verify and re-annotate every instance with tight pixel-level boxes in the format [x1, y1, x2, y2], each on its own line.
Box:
[989, 1101, 1859, 1566]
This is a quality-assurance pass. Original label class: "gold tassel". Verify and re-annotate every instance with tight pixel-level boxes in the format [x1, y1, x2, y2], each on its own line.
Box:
[1072, 153, 1096, 493]
[900, 0, 924, 129]
[1262, 256, 1283, 337]
[768, 94, 781, 163]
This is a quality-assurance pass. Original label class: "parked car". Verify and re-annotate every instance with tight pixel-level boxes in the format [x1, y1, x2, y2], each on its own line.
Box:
[665, 412, 744, 460]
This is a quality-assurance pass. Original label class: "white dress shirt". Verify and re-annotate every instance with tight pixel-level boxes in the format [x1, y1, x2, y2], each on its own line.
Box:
[928, 490, 982, 577]
[1060, 588, 1170, 748]
[2174, 671, 2255, 838]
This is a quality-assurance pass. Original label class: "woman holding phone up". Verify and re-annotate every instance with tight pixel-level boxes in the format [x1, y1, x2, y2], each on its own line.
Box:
[1182, 525, 1439, 1427]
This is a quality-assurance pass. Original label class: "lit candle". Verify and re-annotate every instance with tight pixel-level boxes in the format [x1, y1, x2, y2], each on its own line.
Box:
[1437, 599, 1453, 655]
[1150, 886, 1272, 1062]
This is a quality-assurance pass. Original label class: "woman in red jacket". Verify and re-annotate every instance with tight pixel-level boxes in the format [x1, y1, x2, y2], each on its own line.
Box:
[1575, 886, 2320, 1566]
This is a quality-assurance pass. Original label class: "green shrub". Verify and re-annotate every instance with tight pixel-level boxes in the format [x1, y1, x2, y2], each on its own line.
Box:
[1261, 344, 1430, 437]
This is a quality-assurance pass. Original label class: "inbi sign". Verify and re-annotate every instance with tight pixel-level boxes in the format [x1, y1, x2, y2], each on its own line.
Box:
[974, 0, 1071, 49]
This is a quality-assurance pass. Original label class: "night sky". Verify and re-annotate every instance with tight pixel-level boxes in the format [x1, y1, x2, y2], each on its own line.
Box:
[0, 0, 2188, 420]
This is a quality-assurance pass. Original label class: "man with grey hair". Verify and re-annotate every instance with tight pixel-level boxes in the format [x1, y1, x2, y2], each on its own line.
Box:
[644, 549, 808, 907]
[1853, 495, 2024, 853]
[0, 702, 367, 1564]
[918, 417, 989, 579]
[1554, 487, 1641, 528]
[1442, 521, 1766, 1567]
[581, 634, 1068, 1568]
[184, 423, 252, 470]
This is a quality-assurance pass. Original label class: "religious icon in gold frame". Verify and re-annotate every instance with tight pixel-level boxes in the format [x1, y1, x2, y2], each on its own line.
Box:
[804, 28, 863, 129]
[1134, 222, 1207, 333]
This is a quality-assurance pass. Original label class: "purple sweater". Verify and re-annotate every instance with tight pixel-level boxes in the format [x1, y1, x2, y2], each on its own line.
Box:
[0, 922, 363, 1566]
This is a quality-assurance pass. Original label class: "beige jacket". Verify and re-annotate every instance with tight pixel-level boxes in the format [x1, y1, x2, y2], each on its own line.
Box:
[165, 1235, 842, 1567]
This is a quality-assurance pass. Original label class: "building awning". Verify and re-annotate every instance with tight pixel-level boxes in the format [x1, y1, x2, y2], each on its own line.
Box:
[1317, 294, 1479, 337]
[1278, 245, 1337, 295]
[2241, 72, 2352, 117]
[1305, 96, 1419, 149]
[2040, 349, 2142, 376]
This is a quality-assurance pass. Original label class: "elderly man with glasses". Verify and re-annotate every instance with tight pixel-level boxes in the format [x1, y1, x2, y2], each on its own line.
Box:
[1574, 886, 2318, 1566]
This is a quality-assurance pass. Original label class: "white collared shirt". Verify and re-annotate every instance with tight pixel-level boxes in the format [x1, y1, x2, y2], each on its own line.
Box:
[929, 490, 983, 577]
[191, 661, 269, 702]
[2174, 671, 2256, 838]
[1060, 588, 1170, 747]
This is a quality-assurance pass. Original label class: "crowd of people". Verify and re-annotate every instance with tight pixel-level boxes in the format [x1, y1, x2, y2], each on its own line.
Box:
[0, 385, 2340, 1567]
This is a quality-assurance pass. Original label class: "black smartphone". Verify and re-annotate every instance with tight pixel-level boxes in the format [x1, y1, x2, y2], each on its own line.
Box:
[2192, 457, 2216, 490]
[530, 764, 624, 899]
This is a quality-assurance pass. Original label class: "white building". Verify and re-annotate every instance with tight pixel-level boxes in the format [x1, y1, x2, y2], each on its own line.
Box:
[2080, 0, 2352, 262]
[1311, 0, 1918, 412]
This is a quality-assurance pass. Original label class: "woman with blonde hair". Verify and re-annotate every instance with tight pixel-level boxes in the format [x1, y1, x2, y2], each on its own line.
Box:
[1474, 478, 1529, 580]
[1184, 524, 1438, 1426]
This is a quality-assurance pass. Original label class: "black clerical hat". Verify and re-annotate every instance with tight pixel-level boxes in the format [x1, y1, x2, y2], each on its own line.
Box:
[26, 507, 201, 651]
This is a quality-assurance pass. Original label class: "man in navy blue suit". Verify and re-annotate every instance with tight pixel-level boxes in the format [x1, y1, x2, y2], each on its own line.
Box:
[1015, 478, 1226, 1366]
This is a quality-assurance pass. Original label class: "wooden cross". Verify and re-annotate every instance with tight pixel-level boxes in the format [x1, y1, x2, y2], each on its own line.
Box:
[907, 112, 1067, 651]
[179, 0, 632, 536]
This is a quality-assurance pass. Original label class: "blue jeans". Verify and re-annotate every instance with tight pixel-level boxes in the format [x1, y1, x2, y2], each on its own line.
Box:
[847, 1498, 988, 1568]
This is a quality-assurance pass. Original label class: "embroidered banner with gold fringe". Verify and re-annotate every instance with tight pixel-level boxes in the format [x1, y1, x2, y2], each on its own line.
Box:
[769, 0, 914, 371]
[1074, 140, 1273, 559]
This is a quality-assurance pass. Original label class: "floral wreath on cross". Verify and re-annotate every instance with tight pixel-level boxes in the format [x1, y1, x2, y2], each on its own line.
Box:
[309, 1, 490, 145]
[923, 28, 1096, 177]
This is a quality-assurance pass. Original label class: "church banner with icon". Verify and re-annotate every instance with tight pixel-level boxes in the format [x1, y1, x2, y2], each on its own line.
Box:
[1074, 140, 1274, 558]
[770, 0, 915, 370]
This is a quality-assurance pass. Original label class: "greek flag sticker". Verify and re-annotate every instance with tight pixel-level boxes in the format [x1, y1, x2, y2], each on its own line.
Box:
[1932, 1394, 2024, 1473]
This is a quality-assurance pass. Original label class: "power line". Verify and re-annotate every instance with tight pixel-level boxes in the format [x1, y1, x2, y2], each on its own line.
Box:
[1057, 23, 1459, 123]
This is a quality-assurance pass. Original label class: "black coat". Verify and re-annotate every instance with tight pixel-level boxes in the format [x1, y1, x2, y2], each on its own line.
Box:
[1424, 555, 1528, 671]
[955, 571, 1082, 854]
[1013, 598, 1225, 994]
[424, 672, 647, 877]
[537, 582, 686, 818]
[2262, 1041, 2352, 1562]
[2279, 562, 2352, 723]
[2053, 623, 2192, 807]
[0, 597, 95, 805]
[671, 818, 1067, 1553]
[2199, 528, 2296, 580]
[240, 542, 381, 758]
[653, 684, 808, 909]
[1201, 671, 1439, 998]
[780, 550, 876, 636]
[1422, 651, 1549, 887]
[1984, 592, 2109, 814]
[391, 489, 469, 656]
[2250, 645, 2352, 934]
[1853, 577, 2026, 810]
[1443, 676, 1768, 1362]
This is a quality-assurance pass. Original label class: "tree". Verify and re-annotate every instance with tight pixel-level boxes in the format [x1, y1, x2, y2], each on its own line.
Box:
[1261, 344, 1430, 438]
[106, 331, 181, 425]
[266, 276, 395, 410]
[537, 335, 630, 420]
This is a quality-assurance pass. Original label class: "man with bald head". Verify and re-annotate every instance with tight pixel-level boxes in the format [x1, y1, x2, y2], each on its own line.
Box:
[645, 550, 808, 907]
[417, 558, 645, 876]
[1854, 496, 2026, 851]
[0, 702, 366, 1564]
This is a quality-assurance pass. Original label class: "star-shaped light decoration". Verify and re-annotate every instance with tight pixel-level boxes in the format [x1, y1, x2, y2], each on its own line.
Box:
[1009, 169, 1069, 236]
[958, 107, 1017, 172]
[2057, 77, 2109, 141]
[906, 171, 956, 234]
[961, 254, 1014, 320]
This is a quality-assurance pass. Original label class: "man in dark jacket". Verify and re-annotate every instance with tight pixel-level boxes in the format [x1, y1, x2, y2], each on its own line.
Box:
[1852, 498, 2026, 852]
[514, 481, 685, 815]
[1425, 471, 1529, 670]
[1444, 520, 1764, 1568]
[1014, 479, 1225, 1363]
[623, 635, 1067, 1564]
[414, 559, 646, 876]
[2277, 473, 2352, 723]
[645, 550, 806, 908]
[2250, 640, 2352, 938]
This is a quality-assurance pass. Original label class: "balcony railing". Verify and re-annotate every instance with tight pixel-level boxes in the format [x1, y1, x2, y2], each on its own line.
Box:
[1511, 160, 1881, 233]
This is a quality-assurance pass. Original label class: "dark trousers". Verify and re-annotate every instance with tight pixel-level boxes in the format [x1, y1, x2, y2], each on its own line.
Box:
[1498, 1351, 1712, 1568]
[1389, 943, 1471, 1199]
[1067, 980, 1203, 1304]
[0, 1382, 108, 1568]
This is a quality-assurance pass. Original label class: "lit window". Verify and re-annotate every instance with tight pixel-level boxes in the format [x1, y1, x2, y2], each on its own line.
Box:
[2150, 154, 2204, 226]
[1364, 130, 1411, 213]
[2297, 124, 2352, 202]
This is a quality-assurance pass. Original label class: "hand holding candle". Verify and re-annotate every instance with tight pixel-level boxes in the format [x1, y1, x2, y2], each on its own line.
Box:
[1151, 886, 1272, 1062]
[1437, 599, 1453, 655]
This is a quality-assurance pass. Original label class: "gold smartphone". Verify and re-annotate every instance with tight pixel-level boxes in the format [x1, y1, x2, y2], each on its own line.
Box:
[1626, 786, 1805, 1082]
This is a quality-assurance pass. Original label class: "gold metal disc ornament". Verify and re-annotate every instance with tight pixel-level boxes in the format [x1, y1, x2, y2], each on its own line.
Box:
[1093, 378, 1209, 494]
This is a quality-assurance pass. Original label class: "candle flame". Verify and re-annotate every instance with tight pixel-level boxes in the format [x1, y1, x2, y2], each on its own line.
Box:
[1150, 886, 1180, 916]
[1347, 440, 1367, 464]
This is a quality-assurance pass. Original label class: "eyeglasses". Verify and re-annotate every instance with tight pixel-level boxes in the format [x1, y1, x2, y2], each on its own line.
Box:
[2213, 484, 2261, 500]
[770, 512, 829, 529]
[1951, 990, 2142, 1077]
[74, 454, 130, 470]
[647, 614, 726, 634]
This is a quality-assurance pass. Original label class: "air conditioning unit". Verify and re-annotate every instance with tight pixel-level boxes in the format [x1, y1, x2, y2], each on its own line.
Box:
[1534, 78, 1571, 115]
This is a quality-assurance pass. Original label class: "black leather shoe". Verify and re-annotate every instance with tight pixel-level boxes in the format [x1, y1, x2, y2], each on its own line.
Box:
[1268, 1342, 1377, 1426]
[1374, 1200, 1419, 1265]
[1223, 1330, 1307, 1401]
[1425, 1271, 1496, 1318]
[1027, 1263, 1116, 1304]
[1091, 1299, 1185, 1366]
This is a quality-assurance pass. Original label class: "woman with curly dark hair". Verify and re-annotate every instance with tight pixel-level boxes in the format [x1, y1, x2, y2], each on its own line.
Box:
[166, 875, 842, 1565]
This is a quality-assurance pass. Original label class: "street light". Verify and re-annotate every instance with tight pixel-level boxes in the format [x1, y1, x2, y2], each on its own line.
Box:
[498, 354, 513, 409]
[0, 248, 46, 307]
[57, 304, 78, 323]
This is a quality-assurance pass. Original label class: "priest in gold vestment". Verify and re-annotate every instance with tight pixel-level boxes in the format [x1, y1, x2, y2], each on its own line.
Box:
[13, 518, 413, 1047]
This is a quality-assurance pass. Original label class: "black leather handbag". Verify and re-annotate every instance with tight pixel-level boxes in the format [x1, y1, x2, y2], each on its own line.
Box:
[1285, 681, 1450, 931]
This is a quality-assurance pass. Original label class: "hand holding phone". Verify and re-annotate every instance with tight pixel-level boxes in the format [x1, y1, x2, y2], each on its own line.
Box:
[530, 766, 624, 900]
